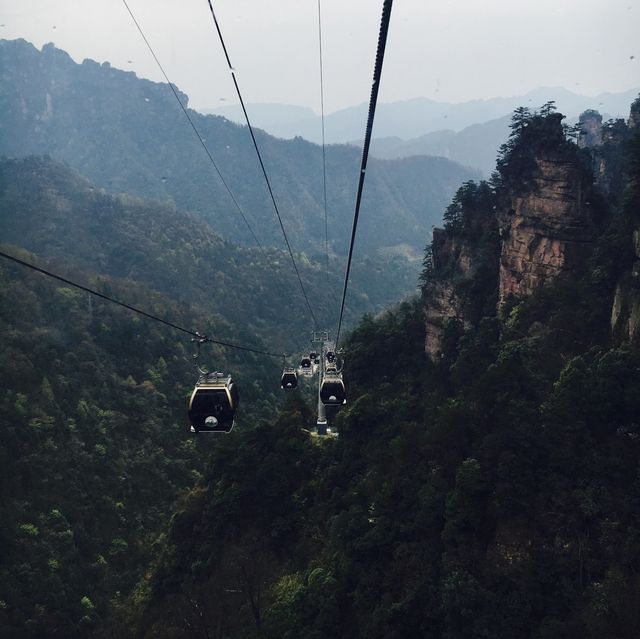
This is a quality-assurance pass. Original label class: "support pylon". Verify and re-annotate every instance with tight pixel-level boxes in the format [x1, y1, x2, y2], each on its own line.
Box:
[313, 332, 328, 436]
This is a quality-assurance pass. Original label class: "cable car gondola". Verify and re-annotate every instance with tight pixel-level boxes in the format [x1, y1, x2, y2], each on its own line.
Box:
[300, 356, 314, 377]
[320, 372, 347, 406]
[188, 373, 239, 433]
[281, 368, 298, 390]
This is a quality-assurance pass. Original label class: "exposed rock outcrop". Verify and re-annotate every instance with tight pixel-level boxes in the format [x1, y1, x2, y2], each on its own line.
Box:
[498, 157, 594, 304]
[578, 108, 629, 202]
[611, 228, 640, 344]
[423, 230, 475, 360]
[577, 110, 603, 149]
[611, 96, 640, 344]
[423, 99, 640, 361]
[423, 186, 499, 360]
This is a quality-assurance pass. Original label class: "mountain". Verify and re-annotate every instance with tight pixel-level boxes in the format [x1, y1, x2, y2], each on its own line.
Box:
[355, 115, 512, 177]
[204, 87, 640, 144]
[0, 156, 422, 353]
[0, 151, 423, 636]
[112, 99, 640, 638]
[200, 102, 317, 133]
[0, 38, 478, 257]
[4, 33, 640, 639]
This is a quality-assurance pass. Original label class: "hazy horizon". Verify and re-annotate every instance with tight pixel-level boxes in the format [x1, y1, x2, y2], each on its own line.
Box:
[1, 0, 638, 114]
[200, 85, 640, 117]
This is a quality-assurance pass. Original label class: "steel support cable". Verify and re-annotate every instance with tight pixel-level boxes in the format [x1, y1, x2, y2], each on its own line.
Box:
[334, 0, 394, 348]
[203, 0, 318, 329]
[120, 0, 270, 264]
[0, 250, 285, 358]
[317, 0, 330, 291]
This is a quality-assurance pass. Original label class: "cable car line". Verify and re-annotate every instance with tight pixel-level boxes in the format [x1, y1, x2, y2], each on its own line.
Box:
[203, 0, 318, 329]
[0, 250, 285, 359]
[120, 0, 269, 264]
[317, 0, 330, 290]
[334, 0, 394, 348]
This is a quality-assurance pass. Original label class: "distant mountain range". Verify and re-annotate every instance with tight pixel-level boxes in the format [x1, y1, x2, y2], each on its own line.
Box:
[0, 38, 478, 258]
[351, 116, 512, 177]
[206, 88, 638, 176]
[205, 87, 639, 144]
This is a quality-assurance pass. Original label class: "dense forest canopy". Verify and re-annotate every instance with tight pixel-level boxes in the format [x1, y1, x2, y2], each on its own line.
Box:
[2, 31, 640, 639]
[112, 101, 640, 639]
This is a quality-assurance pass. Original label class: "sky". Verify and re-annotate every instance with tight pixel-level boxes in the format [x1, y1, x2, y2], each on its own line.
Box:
[1, 0, 639, 114]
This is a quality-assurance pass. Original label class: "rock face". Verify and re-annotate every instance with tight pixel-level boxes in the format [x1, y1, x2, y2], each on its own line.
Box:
[423, 197, 499, 360]
[498, 157, 593, 304]
[578, 109, 629, 202]
[611, 96, 640, 344]
[423, 98, 640, 361]
[423, 229, 475, 360]
[577, 110, 603, 149]
[611, 228, 640, 345]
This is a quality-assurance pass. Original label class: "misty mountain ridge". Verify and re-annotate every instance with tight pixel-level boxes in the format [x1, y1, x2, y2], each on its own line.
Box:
[352, 115, 513, 177]
[0, 38, 477, 259]
[203, 86, 639, 145]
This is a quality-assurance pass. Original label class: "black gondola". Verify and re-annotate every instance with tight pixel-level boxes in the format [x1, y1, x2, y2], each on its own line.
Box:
[281, 368, 298, 390]
[300, 357, 312, 369]
[326, 351, 336, 364]
[188, 374, 239, 433]
[320, 373, 347, 406]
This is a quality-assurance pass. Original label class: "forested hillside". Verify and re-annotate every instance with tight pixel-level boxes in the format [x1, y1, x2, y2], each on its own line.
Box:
[0, 253, 255, 636]
[0, 150, 423, 637]
[3, 32, 640, 639]
[0, 38, 477, 255]
[109, 100, 640, 638]
[0, 156, 421, 354]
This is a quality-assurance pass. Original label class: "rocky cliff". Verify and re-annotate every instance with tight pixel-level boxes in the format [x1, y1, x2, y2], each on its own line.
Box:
[578, 109, 628, 204]
[498, 156, 594, 305]
[423, 99, 640, 361]
[611, 228, 640, 344]
[423, 229, 475, 360]
[577, 97, 640, 345]
[610, 97, 640, 345]
[422, 181, 499, 359]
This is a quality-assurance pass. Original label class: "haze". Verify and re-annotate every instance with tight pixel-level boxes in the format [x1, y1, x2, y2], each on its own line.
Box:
[1, 0, 639, 113]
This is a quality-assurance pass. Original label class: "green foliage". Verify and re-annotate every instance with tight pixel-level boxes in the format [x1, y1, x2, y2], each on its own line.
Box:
[0, 156, 423, 355]
[2, 46, 640, 639]
[421, 178, 500, 329]
[0, 256, 281, 637]
[493, 103, 590, 193]
[442, 180, 496, 235]
[118, 101, 640, 639]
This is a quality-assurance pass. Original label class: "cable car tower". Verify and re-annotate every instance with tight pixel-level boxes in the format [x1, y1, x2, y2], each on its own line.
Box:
[312, 331, 330, 435]
[310, 330, 346, 436]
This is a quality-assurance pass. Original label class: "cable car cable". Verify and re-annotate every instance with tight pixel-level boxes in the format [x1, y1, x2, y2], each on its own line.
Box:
[317, 0, 330, 291]
[120, 0, 269, 265]
[203, 0, 318, 329]
[334, 0, 394, 348]
[0, 249, 285, 359]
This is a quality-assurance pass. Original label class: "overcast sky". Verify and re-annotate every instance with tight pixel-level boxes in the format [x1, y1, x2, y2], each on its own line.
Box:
[1, 0, 639, 113]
